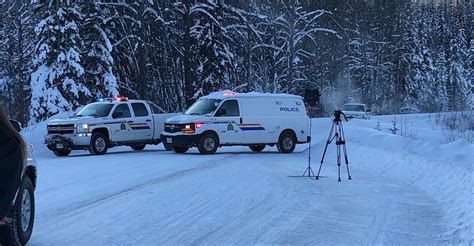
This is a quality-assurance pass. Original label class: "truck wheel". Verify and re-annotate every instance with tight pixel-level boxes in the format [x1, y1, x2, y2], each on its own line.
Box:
[131, 144, 146, 151]
[277, 131, 296, 153]
[198, 132, 219, 155]
[53, 149, 71, 157]
[249, 145, 265, 152]
[89, 132, 108, 155]
[172, 146, 189, 153]
[12, 176, 35, 245]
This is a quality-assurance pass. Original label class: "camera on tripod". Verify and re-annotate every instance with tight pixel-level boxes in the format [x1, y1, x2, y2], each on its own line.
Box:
[333, 110, 347, 122]
[316, 109, 352, 182]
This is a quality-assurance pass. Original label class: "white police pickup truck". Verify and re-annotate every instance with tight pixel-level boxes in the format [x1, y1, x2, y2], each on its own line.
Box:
[45, 97, 177, 156]
[161, 91, 310, 154]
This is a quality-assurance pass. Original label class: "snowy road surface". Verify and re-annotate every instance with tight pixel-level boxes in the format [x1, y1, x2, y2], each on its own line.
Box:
[25, 114, 472, 245]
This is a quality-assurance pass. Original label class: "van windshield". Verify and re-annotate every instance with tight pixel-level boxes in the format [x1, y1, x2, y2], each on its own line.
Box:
[76, 103, 114, 118]
[185, 99, 222, 115]
[343, 104, 365, 112]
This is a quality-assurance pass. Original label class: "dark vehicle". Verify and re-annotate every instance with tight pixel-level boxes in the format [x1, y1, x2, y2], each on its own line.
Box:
[9, 120, 37, 245]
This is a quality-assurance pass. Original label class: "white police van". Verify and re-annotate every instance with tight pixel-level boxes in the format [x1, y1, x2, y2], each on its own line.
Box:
[45, 96, 177, 156]
[161, 91, 310, 154]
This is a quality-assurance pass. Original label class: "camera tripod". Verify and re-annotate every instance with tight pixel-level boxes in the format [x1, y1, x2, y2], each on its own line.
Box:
[288, 106, 316, 178]
[316, 110, 352, 182]
[301, 113, 316, 177]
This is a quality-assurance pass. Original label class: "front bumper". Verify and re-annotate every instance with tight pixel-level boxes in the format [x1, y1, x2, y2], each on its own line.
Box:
[160, 133, 201, 148]
[44, 133, 91, 150]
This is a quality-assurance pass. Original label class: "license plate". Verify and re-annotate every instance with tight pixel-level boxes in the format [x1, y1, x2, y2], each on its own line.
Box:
[56, 143, 64, 149]
[167, 138, 172, 143]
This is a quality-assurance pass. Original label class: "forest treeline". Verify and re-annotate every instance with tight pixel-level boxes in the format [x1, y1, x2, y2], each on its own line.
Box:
[0, 0, 472, 124]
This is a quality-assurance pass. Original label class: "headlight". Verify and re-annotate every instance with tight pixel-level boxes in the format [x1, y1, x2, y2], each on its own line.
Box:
[76, 123, 90, 133]
[181, 124, 195, 134]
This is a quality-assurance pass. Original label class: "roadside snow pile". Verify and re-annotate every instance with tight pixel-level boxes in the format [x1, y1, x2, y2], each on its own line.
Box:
[342, 114, 473, 244]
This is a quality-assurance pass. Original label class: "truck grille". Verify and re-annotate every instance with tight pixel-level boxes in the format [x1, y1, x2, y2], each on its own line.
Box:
[164, 123, 184, 133]
[47, 124, 75, 134]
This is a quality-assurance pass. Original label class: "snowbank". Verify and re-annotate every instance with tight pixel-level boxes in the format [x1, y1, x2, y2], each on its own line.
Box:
[341, 114, 473, 243]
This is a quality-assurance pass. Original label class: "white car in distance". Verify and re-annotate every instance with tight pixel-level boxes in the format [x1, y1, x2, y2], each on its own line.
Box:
[342, 103, 371, 119]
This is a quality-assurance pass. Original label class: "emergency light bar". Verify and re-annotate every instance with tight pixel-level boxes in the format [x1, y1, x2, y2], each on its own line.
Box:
[97, 97, 113, 102]
[96, 96, 129, 102]
[115, 96, 129, 101]
[223, 92, 237, 96]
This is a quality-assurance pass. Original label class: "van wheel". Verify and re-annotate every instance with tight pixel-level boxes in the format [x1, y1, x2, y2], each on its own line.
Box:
[172, 147, 189, 153]
[53, 149, 71, 157]
[277, 131, 296, 153]
[131, 144, 146, 151]
[249, 145, 265, 152]
[198, 132, 219, 154]
[12, 176, 35, 245]
[89, 132, 108, 155]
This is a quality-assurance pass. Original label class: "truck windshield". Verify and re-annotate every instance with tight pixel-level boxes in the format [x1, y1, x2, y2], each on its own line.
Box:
[76, 103, 114, 117]
[185, 99, 222, 115]
[343, 104, 365, 112]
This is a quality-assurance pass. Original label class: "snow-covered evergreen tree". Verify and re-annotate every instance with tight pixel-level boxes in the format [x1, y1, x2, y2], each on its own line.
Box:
[30, 0, 89, 123]
[405, 6, 435, 111]
[446, 14, 469, 111]
[81, 2, 118, 99]
[347, 35, 377, 104]
[433, 50, 449, 111]
[393, 2, 416, 110]
[273, 0, 336, 94]
[191, 0, 235, 97]
[0, 1, 35, 124]
[467, 38, 474, 108]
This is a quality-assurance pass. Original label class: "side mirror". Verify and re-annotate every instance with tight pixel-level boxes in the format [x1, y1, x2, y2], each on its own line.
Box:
[366, 109, 371, 112]
[112, 111, 124, 119]
[9, 120, 22, 132]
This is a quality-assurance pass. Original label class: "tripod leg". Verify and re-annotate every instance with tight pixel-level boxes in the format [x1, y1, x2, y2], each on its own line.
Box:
[339, 122, 352, 180]
[336, 132, 341, 182]
[302, 165, 315, 177]
[342, 143, 352, 180]
[316, 122, 335, 180]
[304, 166, 315, 177]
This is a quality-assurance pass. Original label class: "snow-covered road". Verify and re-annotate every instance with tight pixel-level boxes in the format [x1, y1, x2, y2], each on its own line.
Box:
[25, 115, 473, 245]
